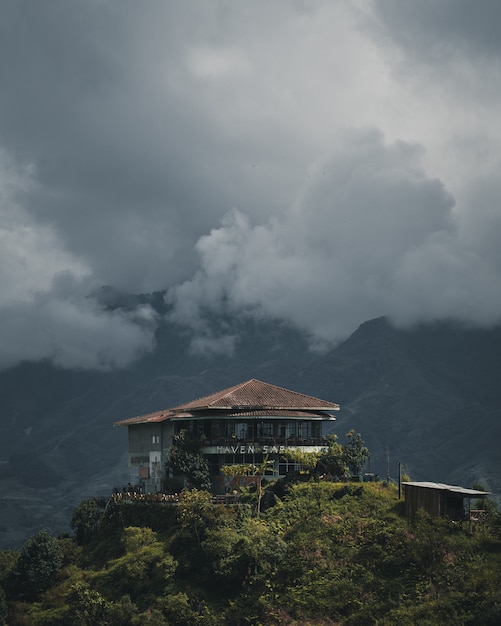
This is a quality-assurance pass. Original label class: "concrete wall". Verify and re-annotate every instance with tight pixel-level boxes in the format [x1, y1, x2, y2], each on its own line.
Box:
[126, 421, 175, 492]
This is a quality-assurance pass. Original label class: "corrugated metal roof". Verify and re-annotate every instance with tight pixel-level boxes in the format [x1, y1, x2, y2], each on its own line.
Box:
[115, 379, 339, 426]
[402, 481, 490, 496]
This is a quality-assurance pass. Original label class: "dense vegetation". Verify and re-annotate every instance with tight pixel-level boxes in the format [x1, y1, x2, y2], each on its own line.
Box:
[1, 477, 500, 625]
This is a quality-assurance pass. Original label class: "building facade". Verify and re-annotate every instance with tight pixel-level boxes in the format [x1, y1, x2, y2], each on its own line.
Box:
[115, 379, 339, 493]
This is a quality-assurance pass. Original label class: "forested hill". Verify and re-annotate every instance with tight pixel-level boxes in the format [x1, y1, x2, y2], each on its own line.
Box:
[1, 302, 501, 548]
[1, 482, 500, 625]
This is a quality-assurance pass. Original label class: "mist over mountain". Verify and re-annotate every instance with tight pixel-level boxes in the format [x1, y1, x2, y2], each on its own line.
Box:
[1, 295, 500, 549]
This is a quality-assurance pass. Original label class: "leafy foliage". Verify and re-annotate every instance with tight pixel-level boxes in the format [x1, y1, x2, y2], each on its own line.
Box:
[71, 499, 105, 546]
[0, 588, 6, 626]
[343, 429, 370, 477]
[67, 581, 109, 625]
[283, 433, 354, 480]
[94, 527, 176, 603]
[8, 530, 63, 600]
[1, 482, 500, 625]
[167, 429, 212, 491]
[318, 434, 348, 478]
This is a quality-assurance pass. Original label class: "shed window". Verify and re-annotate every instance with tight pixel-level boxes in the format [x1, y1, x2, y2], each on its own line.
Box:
[152, 435, 160, 444]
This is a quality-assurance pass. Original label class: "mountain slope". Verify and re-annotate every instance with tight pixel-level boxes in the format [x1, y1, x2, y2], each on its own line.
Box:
[1, 314, 500, 548]
[299, 318, 501, 491]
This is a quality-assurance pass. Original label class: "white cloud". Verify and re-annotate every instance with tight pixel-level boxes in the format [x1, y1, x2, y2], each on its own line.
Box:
[186, 46, 249, 79]
[0, 152, 158, 370]
[0, 291, 158, 371]
[168, 129, 501, 348]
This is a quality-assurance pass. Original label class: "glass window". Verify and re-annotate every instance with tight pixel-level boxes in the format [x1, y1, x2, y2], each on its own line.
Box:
[258, 422, 273, 438]
[285, 423, 296, 440]
[235, 422, 247, 439]
[211, 421, 225, 439]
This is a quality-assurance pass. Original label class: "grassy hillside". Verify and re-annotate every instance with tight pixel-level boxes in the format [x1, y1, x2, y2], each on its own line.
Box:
[1, 480, 500, 625]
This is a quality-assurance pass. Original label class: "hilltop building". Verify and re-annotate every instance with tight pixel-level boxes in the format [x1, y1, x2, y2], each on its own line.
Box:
[114, 379, 339, 493]
[402, 481, 489, 523]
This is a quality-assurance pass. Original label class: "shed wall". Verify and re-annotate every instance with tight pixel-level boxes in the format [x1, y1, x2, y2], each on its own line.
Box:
[404, 485, 443, 517]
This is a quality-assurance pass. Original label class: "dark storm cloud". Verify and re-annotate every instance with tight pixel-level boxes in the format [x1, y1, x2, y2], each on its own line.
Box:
[1, 1, 501, 366]
[0, 1, 221, 288]
[372, 0, 501, 61]
[0, 1, 306, 292]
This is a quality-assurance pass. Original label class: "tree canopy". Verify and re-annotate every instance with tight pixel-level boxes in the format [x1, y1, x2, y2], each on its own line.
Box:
[1, 480, 500, 625]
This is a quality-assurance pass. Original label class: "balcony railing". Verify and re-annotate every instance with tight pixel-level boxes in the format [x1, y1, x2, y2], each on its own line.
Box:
[200, 436, 328, 449]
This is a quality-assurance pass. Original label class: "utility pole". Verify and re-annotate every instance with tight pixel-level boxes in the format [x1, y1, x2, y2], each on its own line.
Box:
[398, 460, 402, 499]
[386, 447, 390, 482]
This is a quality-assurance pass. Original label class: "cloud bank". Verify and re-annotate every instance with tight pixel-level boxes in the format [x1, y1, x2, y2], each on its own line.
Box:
[168, 129, 501, 348]
[0, 153, 158, 370]
[1, 1, 501, 366]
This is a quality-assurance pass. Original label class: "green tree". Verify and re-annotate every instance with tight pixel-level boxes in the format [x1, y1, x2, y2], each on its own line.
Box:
[252, 457, 275, 518]
[71, 499, 105, 545]
[176, 488, 215, 550]
[281, 448, 321, 476]
[318, 434, 347, 479]
[201, 524, 245, 585]
[154, 591, 219, 626]
[0, 549, 17, 589]
[9, 530, 63, 600]
[167, 429, 212, 491]
[95, 527, 176, 603]
[202, 517, 286, 589]
[237, 517, 286, 584]
[68, 581, 109, 626]
[105, 595, 139, 625]
[222, 457, 275, 517]
[343, 430, 370, 477]
[0, 587, 6, 626]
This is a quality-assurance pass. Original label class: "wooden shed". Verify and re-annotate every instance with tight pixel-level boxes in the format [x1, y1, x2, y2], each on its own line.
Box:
[402, 481, 489, 521]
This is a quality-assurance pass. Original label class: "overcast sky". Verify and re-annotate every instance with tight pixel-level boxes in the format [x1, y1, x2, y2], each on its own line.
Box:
[1, 0, 501, 369]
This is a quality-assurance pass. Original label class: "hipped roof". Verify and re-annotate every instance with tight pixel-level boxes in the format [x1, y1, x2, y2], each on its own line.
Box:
[115, 379, 339, 426]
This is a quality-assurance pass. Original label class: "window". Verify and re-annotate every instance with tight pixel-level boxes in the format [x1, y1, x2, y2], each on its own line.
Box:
[152, 435, 160, 444]
[285, 422, 296, 440]
[235, 422, 247, 439]
[258, 422, 273, 438]
[279, 457, 300, 476]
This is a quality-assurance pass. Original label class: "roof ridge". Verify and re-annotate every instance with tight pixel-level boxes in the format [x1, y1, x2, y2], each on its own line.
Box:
[171, 379, 256, 410]
[115, 379, 339, 426]
[174, 379, 339, 410]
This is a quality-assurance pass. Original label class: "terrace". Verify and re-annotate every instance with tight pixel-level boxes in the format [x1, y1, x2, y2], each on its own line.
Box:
[177, 417, 328, 448]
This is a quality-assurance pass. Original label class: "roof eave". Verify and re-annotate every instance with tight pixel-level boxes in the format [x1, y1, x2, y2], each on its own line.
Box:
[188, 404, 340, 411]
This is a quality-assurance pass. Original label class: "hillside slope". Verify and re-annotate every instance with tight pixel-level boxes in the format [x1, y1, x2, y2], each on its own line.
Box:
[298, 318, 501, 493]
[1, 312, 500, 548]
[3, 482, 501, 625]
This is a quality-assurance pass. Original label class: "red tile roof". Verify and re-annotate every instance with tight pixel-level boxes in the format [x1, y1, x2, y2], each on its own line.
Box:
[172, 379, 340, 411]
[115, 379, 339, 426]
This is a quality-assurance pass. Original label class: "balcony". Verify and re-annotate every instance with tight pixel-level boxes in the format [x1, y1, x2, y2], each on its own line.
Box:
[200, 436, 328, 450]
